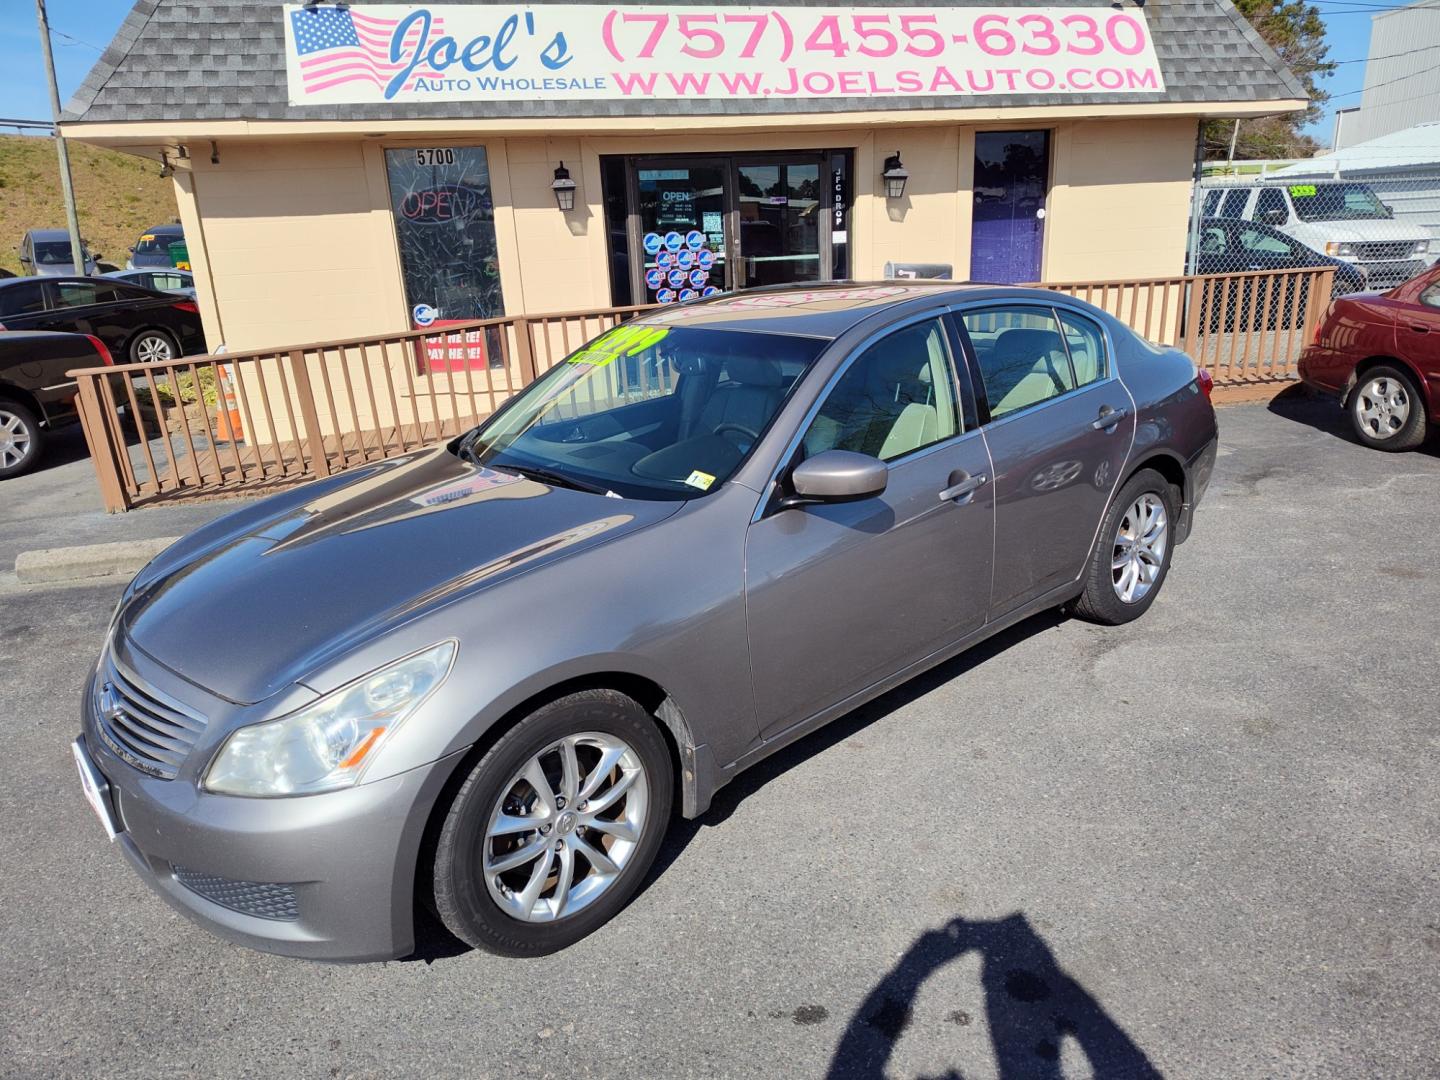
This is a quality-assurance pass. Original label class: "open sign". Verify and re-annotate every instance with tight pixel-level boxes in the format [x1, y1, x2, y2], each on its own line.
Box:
[399, 184, 484, 224]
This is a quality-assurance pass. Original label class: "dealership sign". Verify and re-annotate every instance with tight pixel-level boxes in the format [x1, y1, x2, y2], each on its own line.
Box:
[284, 4, 1165, 105]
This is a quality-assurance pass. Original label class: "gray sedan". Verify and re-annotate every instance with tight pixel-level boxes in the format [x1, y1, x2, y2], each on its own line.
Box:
[73, 283, 1217, 961]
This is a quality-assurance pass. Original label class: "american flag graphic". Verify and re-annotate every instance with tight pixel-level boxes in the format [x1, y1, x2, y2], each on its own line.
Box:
[290, 6, 447, 95]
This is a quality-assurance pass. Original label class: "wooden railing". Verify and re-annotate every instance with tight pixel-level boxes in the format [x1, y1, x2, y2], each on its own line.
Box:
[70, 269, 1334, 512]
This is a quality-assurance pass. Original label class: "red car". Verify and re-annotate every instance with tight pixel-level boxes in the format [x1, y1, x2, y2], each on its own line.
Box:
[1299, 262, 1440, 451]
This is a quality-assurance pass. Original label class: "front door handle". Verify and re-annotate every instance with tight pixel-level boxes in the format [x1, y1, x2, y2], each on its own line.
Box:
[939, 472, 989, 503]
[1093, 406, 1129, 431]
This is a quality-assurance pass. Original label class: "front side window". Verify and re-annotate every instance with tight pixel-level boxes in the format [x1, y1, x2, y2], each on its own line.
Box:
[1256, 188, 1288, 224]
[1239, 227, 1295, 257]
[463, 325, 824, 500]
[802, 318, 960, 462]
[964, 306, 1076, 419]
[1420, 282, 1440, 309]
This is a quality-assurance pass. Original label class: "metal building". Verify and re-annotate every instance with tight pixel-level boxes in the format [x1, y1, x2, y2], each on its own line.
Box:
[1344, 0, 1440, 147]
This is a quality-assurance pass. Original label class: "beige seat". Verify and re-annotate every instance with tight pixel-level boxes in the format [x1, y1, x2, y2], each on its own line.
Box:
[986, 328, 1072, 417]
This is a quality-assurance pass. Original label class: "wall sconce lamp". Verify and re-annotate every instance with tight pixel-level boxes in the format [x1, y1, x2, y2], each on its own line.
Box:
[210, 140, 221, 166]
[551, 162, 577, 212]
[882, 151, 909, 200]
[158, 151, 173, 179]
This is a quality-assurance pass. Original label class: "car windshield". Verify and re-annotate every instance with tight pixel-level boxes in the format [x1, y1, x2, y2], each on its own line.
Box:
[133, 232, 177, 255]
[34, 240, 86, 265]
[1290, 183, 1392, 222]
[459, 324, 825, 500]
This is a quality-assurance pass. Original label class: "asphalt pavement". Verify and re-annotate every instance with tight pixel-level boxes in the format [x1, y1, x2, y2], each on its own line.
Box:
[1, 394, 1437, 1078]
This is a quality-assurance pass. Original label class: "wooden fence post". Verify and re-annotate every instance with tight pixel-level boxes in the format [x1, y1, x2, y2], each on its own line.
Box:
[73, 373, 131, 513]
[512, 317, 539, 384]
[288, 349, 330, 479]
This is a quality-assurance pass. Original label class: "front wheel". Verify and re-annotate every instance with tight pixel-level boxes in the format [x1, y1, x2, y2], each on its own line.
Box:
[1071, 469, 1177, 626]
[1350, 365, 1428, 452]
[432, 690, 673, 956]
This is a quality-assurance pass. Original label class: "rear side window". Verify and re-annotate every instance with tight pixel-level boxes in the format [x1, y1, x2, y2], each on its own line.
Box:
[964, 306, 1076, 419]
[1202, 190, 1222, 216]
[1220, 189, 1250, 218]
[0, 282, 47, 317]
[1058, 312, 1107, 386]
[53, 281, 124, 308]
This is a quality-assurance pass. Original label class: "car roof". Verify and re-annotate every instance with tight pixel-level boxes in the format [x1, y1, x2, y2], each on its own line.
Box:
[140, 223, 183, 234]
[631, 281, 1076, 339]
[25, 228, 78, 241]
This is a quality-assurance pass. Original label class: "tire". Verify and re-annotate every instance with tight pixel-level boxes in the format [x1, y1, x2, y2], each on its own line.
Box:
[128, 329, 179, 365]
[433, 689, 673, 956]
[1349, 365, 1428, 452]
[0, 399, 43, 480]
[1071, 468, 1178, 626]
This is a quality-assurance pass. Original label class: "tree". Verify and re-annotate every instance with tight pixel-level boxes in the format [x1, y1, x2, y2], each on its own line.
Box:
[1203, 0, 1335, 160]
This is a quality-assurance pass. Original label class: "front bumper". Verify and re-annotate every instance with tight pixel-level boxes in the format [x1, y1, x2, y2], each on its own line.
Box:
[78, 660, 465, 962]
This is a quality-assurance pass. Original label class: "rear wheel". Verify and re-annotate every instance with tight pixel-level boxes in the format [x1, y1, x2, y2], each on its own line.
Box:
[1072, 469, 1177, 626]
[1350, 365, 1427, 451]
[432, 689, 673, 956]
[0, 400, 42, 479]
[129, 329, 178, 365]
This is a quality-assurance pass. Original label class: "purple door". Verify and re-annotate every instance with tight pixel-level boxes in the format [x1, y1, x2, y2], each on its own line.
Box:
[970, 131, 1050, 284]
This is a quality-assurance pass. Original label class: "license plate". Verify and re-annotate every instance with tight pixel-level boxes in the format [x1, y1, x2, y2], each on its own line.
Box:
[72, 738, 120, 841]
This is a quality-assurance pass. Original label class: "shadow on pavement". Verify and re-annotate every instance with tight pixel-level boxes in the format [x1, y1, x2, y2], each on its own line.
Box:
[827, 913, 1162, 1080]
[1267, 383, 1440, 459]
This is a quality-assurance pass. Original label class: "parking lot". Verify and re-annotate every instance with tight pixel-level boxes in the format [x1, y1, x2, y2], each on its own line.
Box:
[2, 394, 1437, 1079]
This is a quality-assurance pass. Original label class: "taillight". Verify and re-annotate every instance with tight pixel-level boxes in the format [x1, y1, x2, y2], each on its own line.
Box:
[0, 321, 8, 331]
[85, 334, 114, 365]
[172, 300, 199, 314]
[1195, 366, 1214, 401]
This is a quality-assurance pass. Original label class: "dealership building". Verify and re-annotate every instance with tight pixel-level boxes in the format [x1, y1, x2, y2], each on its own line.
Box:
[63, 0, 1304, 356]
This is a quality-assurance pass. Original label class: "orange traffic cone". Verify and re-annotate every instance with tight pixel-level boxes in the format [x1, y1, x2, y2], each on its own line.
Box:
[215, 363, 244, 442]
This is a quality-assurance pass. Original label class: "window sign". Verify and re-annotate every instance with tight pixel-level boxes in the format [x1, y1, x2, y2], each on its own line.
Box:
[384, 145, 505, 371]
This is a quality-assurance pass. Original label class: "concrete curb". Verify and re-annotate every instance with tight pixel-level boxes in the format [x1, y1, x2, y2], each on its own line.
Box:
[14, 537, 179, 585]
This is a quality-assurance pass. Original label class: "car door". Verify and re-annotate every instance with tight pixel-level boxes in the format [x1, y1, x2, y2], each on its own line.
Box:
[0, 280, 49, 330]
[1397, 278, 1440, 394]
[956, 303, 1134, 618]
[744, 314, 995, 740]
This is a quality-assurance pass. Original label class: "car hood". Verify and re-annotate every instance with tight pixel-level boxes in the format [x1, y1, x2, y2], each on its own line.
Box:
[118, 448, 682, 703]
[1315, 223, 1428, 245]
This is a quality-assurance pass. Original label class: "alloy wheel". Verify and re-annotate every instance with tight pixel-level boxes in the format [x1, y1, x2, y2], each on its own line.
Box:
[0, 409, 32, 470]
[1354, 376, 1410, 441]
[1111, 493, 1168, 604]
[482, 732, 649, 923]
[135, 334, 174, 363]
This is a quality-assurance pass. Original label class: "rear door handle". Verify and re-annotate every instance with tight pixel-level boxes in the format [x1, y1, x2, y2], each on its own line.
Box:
[1093, 406, 1130, 430]
[939, 473, 989, 503]
[1409, 323, 1430, 333]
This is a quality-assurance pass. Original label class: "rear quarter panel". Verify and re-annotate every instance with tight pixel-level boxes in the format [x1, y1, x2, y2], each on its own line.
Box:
[1298, 295, 1397, 394]
[0, 334, 100, 423]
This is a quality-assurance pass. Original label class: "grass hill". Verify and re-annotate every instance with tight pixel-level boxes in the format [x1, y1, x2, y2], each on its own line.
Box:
[0, 135, 178, 275]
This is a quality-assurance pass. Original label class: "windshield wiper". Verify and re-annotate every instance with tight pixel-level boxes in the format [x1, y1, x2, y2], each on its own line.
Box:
[499, 463, 607, 495]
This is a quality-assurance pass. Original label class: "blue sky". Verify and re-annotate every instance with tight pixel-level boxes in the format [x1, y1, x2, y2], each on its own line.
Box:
[0, 0, 1383, 149]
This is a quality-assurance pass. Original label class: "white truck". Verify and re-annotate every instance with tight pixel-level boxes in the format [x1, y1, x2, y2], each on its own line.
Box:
[1200, 181, 1431, 291]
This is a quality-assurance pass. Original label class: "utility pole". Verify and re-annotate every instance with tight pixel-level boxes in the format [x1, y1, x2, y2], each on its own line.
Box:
[34, 0, 86, 274]
[1226, 119, 1242, 170]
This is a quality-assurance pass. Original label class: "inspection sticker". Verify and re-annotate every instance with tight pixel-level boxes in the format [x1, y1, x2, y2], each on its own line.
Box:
[684, 470, 715, 491]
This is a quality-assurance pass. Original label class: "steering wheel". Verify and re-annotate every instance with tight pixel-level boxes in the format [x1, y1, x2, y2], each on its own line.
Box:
[713, 422, 761, 446]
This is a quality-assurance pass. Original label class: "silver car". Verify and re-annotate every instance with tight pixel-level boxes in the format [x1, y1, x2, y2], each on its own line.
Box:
[74, 283, 1217, 961]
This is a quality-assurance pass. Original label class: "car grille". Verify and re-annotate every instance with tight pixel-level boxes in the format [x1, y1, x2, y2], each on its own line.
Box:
[94, 655, 207, 780]
[1353, 241, 1417, 261]
[172, 867, 300, 922]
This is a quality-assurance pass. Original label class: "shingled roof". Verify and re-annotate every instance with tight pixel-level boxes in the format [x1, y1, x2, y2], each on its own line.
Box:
[63, 0, 1306, 124]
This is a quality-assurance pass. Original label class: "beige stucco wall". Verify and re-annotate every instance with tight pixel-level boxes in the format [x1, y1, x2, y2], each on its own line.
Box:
[168, 115, 1199, 359]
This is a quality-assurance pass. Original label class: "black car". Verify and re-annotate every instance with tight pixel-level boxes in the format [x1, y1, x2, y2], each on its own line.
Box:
[0, 330, 112, 478]
[1194, 217, 1367, 294]
[0, 276, 204, 364]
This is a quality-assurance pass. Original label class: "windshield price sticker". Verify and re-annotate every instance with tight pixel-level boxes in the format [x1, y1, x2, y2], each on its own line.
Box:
[685, 470, 716, 490]
[285, 5, 1164, 105]
[567, 324, 670, 366]
[1289, 185, 1317, 197]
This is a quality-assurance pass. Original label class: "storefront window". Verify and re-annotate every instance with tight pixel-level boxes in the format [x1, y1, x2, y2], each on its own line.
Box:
[385, 146, 505, 370]
[637, 164, 729, 305]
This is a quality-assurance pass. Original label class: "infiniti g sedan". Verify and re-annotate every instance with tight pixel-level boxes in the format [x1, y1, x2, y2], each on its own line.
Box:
[74, 283, 1217, 961]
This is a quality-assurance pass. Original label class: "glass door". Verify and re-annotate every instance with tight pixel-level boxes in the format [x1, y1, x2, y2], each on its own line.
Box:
[735, 157, 824, 288]
[634, 162, 729, 306]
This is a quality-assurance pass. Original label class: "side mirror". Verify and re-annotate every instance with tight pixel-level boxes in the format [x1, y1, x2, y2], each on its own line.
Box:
[780, 450, 888, 508]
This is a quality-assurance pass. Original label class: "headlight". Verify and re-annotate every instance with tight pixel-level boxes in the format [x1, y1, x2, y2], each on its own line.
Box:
[1324, 242, 1355, 257]
[204, 641, 456, 797]
[1413, 240, 1431, 255]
